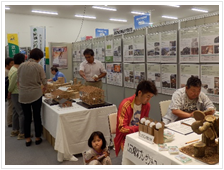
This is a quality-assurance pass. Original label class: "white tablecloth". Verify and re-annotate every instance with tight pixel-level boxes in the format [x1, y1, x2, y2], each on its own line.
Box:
[41, 99, 117, 161]
[122, 130, 219, 165]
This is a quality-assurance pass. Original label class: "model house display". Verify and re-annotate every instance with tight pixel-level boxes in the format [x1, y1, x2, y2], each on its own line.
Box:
[179, 110, 219, 164]
[139, 117, 165, 144]
[59, 98, 73, 108]
[79, 86, 105, 105]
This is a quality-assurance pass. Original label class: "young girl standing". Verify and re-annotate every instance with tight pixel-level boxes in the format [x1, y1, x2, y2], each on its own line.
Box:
[84, 131, 112, 165]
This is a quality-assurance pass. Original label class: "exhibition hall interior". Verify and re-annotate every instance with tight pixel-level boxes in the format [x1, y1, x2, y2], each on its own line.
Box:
[4, 3, 221, 167]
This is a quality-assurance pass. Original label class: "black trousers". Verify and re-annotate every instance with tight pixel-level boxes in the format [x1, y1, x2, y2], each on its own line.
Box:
[21, 96, 42, 138]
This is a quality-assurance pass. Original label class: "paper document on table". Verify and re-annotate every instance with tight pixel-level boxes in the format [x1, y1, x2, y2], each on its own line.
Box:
[165, 121, 193, 135]
[180, 117, 195, 126]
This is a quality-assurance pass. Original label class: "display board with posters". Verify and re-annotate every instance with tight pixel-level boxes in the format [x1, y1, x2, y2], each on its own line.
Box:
[124, 63, 135, 88]
[92, 43, 98, 60]
[179, 64, 200, 88]
[134, 64, 146, 88]
[200, 24, 219, 62]
[106, 63, 122, 86]
[161, 64, 177, 95]
[113, 39, 122, 62]
[133, 35, 145, 62]
[201, 64, 219, 103]
[147, 64, 161, 93]
[105, 40, 114, 62]
[73, 61, 81, 79]
[161, 30, 177, 63]
[101, 63, 106, 84]
[179, 28, 200, 63]
[146, 33, 161, 62]
[123, 37, 134, 62]
[72, 44, 81, 62]
[52, 46, 68, 69]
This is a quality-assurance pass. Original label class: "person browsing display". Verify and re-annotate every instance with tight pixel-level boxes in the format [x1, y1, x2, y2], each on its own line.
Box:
[79, 48, 107, 89]
[163, 76, 215, 125]
[48, 66, 67, 83]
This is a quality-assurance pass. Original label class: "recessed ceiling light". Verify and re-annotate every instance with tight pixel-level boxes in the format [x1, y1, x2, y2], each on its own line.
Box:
[92, 6, 116, 11]
[131, 11, 147, 15]
[162, 15, 178, 19]
[5, 7, 10, 10]
[191, 8, 208, 13]
[75, 15, 96, 19]
[167, 5, 180, 7]
[110, 18, 127, 22]
[31, 10, 58, 15]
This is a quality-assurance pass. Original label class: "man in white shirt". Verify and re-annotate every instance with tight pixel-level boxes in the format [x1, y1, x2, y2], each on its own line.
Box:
[79, 48, 107, 89]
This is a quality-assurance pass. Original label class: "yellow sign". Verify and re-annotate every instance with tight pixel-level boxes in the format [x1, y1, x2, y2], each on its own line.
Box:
[7, 34, 19, 46]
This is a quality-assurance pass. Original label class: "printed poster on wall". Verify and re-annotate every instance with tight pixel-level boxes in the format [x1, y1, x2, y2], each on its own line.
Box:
[72, 44, 81, 62]
[146, 33, 161, 62]
[134, 64, 146, 88]
[92, 43, 98, 60]
[201, 65, 219, 103]
[179, 28, 199, 63]
[73, 62, 81, 79]
[106, 63, 122, 86]
[200, 24, 219, 62]
[105, 40, 113, 62]
[147, 64, 161, 93]
[98, 41, 105, 62]
[133, 35, 145, 62]
[113, 39, 122, 62]
[180, 64, 200, 88]
[161, 31, 177, 63]
[161, 64, 177, 95]
[52, 46, 68, 69]
[123, 38, 134, 62]
[124, 63, 134, 88]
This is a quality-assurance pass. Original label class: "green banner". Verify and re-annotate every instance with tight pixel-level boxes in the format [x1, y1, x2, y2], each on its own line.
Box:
[8, 43, 19, 58]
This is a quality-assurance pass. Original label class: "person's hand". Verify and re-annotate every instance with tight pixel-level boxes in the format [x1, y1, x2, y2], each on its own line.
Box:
[190, 111, 195, 117]
[103, 151, 109, 157]
[204, 108, 215, 115]
[48, 79, 52, 82]
[7, 92, 11, 99]
[93, 77, 99, 81]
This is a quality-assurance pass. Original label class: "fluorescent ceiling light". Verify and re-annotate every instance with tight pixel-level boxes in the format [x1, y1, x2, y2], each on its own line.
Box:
[75, 15, 96, 19]
[32, 10, 58, 15]
[5, 7, 10, 10]
[131, 11, 146, 15]
[167, 5, 180, 7]
[110, 18, 127, 22]
[92, 6, 116, 11]
[162, 15, 178, 19]
[191, 8, 208, 13]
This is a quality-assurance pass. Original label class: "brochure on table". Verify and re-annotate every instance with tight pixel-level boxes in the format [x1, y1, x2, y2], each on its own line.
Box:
[134, 64, 146, 88]
[105, 40, 113, 62]
[106, 63, 122, 86]
[123, 37, 134, 62]
[161, 64, 177, 95]
[179, 28, 199, 63]
[133, 35, 145, 62]
[72, 44, 81, 62]
[200, 24, 219, 62]
[179, 64, 200, 88]
[161, 30, 177, 63]
[124, 63, 135, 88]
[113, 39, 122, 62]
[147, 64, 161, 93]
[201, 64, 219, 103]
[146, 33, 161, 62]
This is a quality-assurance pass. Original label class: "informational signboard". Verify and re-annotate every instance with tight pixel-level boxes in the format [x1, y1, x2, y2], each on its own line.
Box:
[72, 44, 81, 61]
[161, 30, 177, 63]
[105, 40, 113, 62]
[133, 35, 145, 62]
[124, 63, 135, 88]
[134, 64, 146, 88]
[73, 62, 81, 79]
[113, 39, 122, 62]
[123, 37, 134, 62]
[52, 46, 68, 69]
[95, 28, 109, 37]
[147, 64, 161, 93]
[106, 63, 122, 86]
[113, 24, 133, 36]
[134, 13, 150, 29]
[179, 28, 199, 63]
[7, 33, 19, 58]
[146, 33, 161, 62]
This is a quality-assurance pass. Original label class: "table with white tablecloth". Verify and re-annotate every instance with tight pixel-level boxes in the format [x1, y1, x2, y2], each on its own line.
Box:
[41, 99, 117, 162]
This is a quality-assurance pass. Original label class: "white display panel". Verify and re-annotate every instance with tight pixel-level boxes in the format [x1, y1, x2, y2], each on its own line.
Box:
[106, 63, 123, 86]
[113, 39, 122, 62]
[146, 33, 161, 63]
[134, 64, 146, 88]
[124, 63, 135, 88]
[147, 64, 161, 93]
[105, 40, 113, 62]
[123, 38, 134, 62]
[72, 44, 81, 62]
[133, 35, 145, 62]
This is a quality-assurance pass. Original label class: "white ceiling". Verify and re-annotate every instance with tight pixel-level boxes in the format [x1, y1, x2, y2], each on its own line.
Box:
[5, 5, 219, 25]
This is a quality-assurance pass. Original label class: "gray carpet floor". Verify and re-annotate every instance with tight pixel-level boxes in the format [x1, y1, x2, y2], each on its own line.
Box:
[5, 102, 123, 165]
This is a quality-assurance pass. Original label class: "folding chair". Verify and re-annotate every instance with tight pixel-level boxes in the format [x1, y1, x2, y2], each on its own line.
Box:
[108, 113, 117, 150]
[159, 100, 171, 118]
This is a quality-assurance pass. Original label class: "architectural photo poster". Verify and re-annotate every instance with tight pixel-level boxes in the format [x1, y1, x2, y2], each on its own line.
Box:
[161, 30, 177, 63]
[52, 46, 68, 69]
[123, 37, 134, 62]
[179, 64, 200, 88]
[72, 44, 81, 62]
[133, 35, 145, 62]
[179, 28, 199, 63]
[201, 64, 219, 103]
[200, 24, 219, 62]
[134, 64, 146, 88]
[147, 64, 161, 93]
[73, 61, 81, 79]
[105, 40, 113, 62]
[161, 64, 177, 95]
[146, 33, 161, 62]
[113, 39, 122, 62]
[124, 63, 135, 88]
[106, 63, 123, 86]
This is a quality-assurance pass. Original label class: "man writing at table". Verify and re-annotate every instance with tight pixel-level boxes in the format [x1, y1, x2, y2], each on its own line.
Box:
[79, 48, 106, 89]
[163, 76, 215, 125]
[114, 80, 158, 156]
